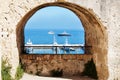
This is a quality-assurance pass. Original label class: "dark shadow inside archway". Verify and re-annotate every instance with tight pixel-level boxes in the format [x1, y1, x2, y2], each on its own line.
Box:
[16, 2, 108, 80]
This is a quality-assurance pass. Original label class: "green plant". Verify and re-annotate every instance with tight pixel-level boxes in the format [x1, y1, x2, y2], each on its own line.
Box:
[82, 59, 98, 79]
[50, 68, 63, 77]
[15, 64, 24, 80]
[2, 59, 12, 80]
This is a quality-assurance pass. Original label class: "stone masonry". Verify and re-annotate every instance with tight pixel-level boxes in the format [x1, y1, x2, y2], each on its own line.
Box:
[0, 0, 120, 80]
[20, 54, 92, 77]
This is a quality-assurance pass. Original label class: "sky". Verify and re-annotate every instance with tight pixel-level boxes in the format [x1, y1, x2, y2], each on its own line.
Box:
[25, 6, 84, 30]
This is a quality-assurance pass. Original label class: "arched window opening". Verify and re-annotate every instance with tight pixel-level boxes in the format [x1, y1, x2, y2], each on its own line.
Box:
[24, 6, 85, 54]
[17, 2, 108, 79]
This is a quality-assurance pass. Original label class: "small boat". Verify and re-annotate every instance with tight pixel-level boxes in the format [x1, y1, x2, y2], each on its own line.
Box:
[48, 31, 54, 34]
[69, 48, 75, 51]
[61, 47, 75, 53]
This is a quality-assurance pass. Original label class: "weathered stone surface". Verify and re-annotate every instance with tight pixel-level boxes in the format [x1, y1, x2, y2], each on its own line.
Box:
[21, 54, 93, 77]
[0, 0, 120, 80]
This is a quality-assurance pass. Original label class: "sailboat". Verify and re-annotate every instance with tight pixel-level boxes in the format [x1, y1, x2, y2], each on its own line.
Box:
[26, 39, 32, 45]
[25, 39, 33, 53]
[58, 31, 75, 53]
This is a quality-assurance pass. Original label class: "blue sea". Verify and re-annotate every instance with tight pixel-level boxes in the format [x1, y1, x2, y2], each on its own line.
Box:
[24, 29, 85, 54]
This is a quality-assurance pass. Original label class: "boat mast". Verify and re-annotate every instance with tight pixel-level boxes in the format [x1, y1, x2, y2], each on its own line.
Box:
[53, 34, 57, 45]
[65, 37, 68, 45]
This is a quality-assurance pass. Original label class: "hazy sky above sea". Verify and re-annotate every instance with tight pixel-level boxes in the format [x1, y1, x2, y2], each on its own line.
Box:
[25, 6, 84, 30]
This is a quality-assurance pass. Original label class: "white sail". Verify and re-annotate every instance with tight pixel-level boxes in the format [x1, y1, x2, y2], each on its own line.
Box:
[26, 39, 32, 45]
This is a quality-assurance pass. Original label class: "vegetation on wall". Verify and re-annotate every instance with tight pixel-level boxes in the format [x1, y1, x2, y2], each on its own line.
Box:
[82, 59, 98, 79]
[2, 58, 24, 80]
[15, 64, 24, 80]
[2, 59, 12, 80]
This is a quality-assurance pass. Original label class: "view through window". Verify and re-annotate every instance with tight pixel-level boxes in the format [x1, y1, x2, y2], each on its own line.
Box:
[24, 6, 85, 54]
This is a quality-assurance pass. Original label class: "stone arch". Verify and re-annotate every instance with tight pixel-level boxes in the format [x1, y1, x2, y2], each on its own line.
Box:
[16, 2, 108, 80]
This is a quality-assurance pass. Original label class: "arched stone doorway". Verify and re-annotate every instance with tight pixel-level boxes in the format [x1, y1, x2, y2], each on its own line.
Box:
[16, 2, 108, 80]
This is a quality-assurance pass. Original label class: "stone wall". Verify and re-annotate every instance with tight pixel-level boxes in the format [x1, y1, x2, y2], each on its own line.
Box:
[0, 0, 120, 80]
[20, 54, 93, 77]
